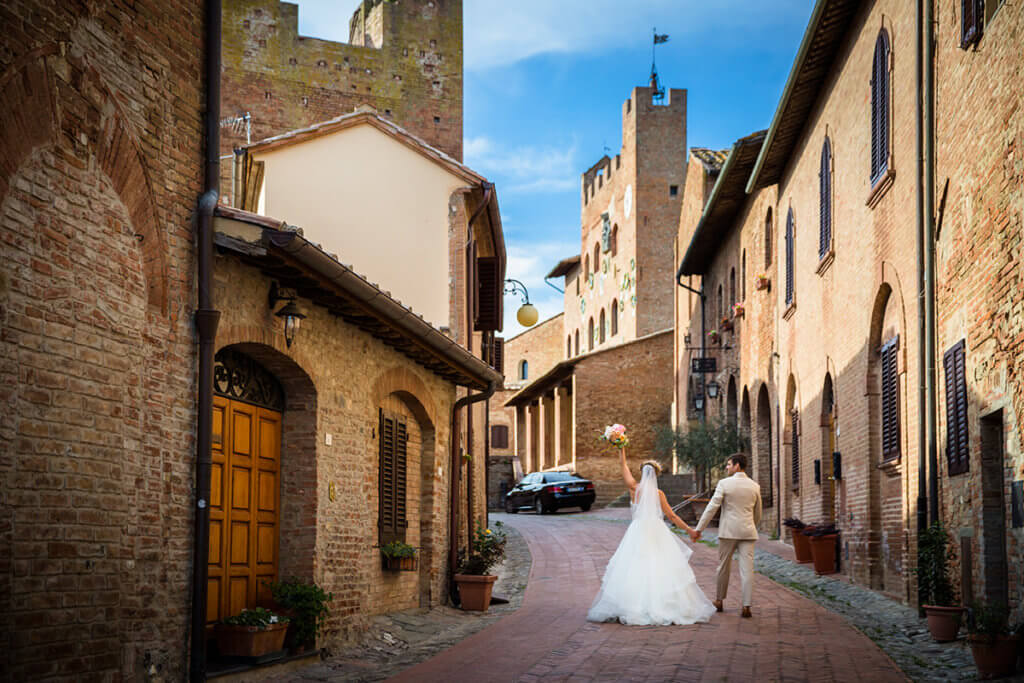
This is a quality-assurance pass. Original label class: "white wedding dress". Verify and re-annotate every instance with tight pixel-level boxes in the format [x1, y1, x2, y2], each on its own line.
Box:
[587, 465, 716, 626]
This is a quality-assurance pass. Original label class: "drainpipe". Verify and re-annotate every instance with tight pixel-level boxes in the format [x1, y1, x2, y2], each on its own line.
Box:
[924, 0, 939, 525]
[449, 380, 498, 603]
[674, 269, 707, 425]
[915, 0, 928, 542]
[190, 0, 222, 680]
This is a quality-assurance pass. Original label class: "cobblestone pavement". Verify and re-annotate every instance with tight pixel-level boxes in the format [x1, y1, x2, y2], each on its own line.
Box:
[283, 521, 532, 682]
[389, 509, 906, 682]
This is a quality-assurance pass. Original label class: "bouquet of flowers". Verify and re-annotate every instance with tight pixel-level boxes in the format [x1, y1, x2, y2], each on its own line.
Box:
[600, 423, 629, 449]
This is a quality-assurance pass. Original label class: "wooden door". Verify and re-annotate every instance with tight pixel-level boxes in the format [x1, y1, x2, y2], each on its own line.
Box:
[208, 396, 281, 628]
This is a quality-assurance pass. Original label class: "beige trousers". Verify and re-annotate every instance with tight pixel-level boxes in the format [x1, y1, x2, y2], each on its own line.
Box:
[716, 538, 756, 606]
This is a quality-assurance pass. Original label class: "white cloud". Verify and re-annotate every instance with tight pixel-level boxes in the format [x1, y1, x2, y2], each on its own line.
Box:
[465, 135, 579, 195]
[502, 239, 578, 339]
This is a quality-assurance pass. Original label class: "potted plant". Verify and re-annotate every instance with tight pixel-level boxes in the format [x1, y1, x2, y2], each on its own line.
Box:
[755, 273, 771, 291]
[268, 578, 333, 654]
[381, 540, 419, 571]
[707, 329, 720, 345]
[915, 521, 964, 642]
[804, 523, 839, 575]
[784, 517, 814, 564]
[966, 601, 1019, 679]
[215, 607, 289, 658]
[454, 521, 507, 611]
[732, 302, 745, 318]
[719, 316, 734, 332]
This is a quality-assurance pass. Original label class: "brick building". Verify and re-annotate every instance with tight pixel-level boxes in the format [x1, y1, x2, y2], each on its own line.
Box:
[221, 0, 463, 182]
[675, 0, 1024, 617]
[0, 0, 505, 680]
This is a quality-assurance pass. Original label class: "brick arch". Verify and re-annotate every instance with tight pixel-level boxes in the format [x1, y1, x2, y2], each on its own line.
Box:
[0, 46, 168, 312]
[371, 366, 439, 430]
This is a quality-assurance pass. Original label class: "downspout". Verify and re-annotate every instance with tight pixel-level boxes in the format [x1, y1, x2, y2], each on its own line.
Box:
[915, 0, 928, 543]
[190, 0, 221, 680]
[449, 380, 498, 603]
[924, 0, 939, 525]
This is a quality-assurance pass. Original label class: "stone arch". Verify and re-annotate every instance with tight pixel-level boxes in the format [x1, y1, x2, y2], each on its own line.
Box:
[216, 342, 319, 583]
[820, 373, 836, 523]
[756, 383, 774, 509]
[0, 46, 167, 312]
[372, 366, 441, 609]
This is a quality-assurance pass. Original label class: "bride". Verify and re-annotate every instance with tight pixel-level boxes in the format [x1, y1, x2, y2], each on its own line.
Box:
[587, 447, 716, 626]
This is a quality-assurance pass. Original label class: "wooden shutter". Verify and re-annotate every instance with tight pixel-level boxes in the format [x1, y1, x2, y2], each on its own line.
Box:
[961, 0, 983, 48]
[491, 425, 509, 449]
[881, 336, 901, 460]
[791, 410, 800, 486]
[819, 138, 832, 258]
[765, 212, 772, 269]
[785, 209, 794, 305]
[378, 410, 408, 543]
[492, 336, 505, 376]
[944, 340, 970, 475]
[475, 256, 501, 332]
[871, 32, 889, 184]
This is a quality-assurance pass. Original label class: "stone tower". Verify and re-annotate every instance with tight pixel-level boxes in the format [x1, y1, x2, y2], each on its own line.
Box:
[221, 0, 463, 163]
[563, 85, 686, 354]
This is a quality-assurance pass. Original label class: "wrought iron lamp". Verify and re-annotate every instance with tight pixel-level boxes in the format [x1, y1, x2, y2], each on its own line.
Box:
[268, 282, 307, 348]
[705, 379, 720, 399]
[504, 278, 538, 327]
[694, 393, 705, 412]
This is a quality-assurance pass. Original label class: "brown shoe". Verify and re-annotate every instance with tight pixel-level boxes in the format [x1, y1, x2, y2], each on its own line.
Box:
[713, 600, 723, 612]
[741, 606, 752, 618]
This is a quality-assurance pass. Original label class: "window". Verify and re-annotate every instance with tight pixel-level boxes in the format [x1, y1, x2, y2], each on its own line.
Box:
[870, 30, 891, 185]
[378, 410, 408, 544]
[791, 410, 800, 486]
[519, 359, 529, 381]
[741, 250, 746, 301]
[588, 317, 594, 351]
[669, 184, 679, 197]
[944, 340, 969, 475]
[611, 300, 618, 336]
[584, 253, 590, 277]
[765, 208, 773, 268]
[491, 337, 504, 376]
[717, 284, 724, 321]
[961, 0, 983, 47]
[491, 425, 510, 449]
[819, 137, 832, 258]
[599, 309, 606, 344]
[611, 225, 618, 256]
[729, 267, 736, 306]
[881, 336, 900, 460]
[785, 208, 795, 306]
[593, 243, 600, 273]
[574, 330, 579, 355]
[566, 336, 571, 358]
[575, 271, 580, 295]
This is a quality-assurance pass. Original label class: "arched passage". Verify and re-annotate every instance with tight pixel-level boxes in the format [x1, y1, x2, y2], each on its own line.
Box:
[756, 384, 773, 509]
[726, 376, 738, 427]
[820, 374, 836, 524]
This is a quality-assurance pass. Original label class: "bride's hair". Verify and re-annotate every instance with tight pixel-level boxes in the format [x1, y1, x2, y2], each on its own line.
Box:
[641, 460, 662, 476]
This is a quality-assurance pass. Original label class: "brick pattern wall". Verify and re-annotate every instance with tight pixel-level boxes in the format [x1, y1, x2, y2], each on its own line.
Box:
[934, 0, 1024, 620]
[1, 2, 203, 679]
[221, 0, 463, 176]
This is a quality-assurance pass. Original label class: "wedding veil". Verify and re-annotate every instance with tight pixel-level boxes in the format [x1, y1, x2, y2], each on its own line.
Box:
[634, 464, 661, 520]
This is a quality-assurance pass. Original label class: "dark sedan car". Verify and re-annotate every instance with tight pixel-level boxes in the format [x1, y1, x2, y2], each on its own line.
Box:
[504, 471, 596, 514]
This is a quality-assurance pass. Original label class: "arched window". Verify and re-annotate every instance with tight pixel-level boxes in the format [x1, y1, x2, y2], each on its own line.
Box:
[587, 317, 595, 351]
[611, 225, 619, 256]
[765, 207, 773, 269]
[566, 335, 571, 358]
[611, 299, 618, 336]
[599, 309, 606, 343]
[593, 242, 600, 273]
[819, 137, 832, 258]
[729, 267, 736, 306]
[741, 250, 746, 301]
[870, 30, 890, 185]
[717, 283, 724, 321]
[785, 208, 795, 306]
[584, 253, 590, 278]
[519, 360, 529, 380]
[574, 329, 579, 355]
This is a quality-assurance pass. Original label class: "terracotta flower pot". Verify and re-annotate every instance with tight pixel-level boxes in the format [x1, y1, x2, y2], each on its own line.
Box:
[808, 533, 838, 575]
[968, 634, 1019, 679]
[791, 528, 814, 564]
[383, 555, 418, 571]
[215, 621, 288, 658]
[455, 574, 497, 611]
[923, 605, 964, 642]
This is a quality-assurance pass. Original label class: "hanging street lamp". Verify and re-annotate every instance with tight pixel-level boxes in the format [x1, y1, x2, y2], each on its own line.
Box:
[504, 278, 538, 327]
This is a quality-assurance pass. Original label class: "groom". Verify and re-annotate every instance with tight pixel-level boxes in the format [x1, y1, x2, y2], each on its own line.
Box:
[689, 453, 762, 618]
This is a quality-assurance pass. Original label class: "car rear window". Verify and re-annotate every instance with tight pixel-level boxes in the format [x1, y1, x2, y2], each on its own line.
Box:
[543, 472, 580, 483]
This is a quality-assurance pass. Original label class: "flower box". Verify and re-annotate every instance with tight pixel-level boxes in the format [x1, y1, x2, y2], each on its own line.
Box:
[215, 621, 288, 658]
[732, 303, 745, 318]
[754, 275, 771, 291]
[383, 555, 418, 571]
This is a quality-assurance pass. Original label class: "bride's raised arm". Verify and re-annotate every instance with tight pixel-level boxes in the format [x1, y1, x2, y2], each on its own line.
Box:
[619, 446, 637, 497]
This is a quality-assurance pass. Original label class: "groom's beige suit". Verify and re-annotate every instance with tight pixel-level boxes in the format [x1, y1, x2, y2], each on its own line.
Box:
[695, 472, 762, 607]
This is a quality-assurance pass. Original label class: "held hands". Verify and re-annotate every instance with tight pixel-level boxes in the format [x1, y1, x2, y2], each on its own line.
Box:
[687, 528, 702, 542]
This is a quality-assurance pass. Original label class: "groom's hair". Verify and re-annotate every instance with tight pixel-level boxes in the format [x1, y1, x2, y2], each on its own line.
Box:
[727, 453, 748, 470]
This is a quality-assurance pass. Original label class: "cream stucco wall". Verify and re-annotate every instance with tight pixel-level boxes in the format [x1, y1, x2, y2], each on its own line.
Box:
[254, 124, 472, 328]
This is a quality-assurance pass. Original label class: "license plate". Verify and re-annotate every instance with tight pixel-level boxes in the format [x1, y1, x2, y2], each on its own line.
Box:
[567, 486, 583, 493]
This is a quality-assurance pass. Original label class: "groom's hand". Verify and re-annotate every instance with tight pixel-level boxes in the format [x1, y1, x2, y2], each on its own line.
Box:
[688, 529, 700, 542]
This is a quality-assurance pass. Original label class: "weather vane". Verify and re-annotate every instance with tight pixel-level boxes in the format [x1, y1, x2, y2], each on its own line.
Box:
[651, 28, 669, 103]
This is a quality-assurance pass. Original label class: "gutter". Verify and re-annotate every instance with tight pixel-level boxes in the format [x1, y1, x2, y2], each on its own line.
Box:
[190, 0, 221, 679]
[923, 0, 939, 524]
[915, 0, 928, 550]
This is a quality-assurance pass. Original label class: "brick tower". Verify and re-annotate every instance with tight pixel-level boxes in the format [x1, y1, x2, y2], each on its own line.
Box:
[221, 0, 463, 161]
[563, 85, 687, 353]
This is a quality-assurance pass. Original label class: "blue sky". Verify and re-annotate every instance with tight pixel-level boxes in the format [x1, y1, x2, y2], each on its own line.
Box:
[295, 0, 816, 337]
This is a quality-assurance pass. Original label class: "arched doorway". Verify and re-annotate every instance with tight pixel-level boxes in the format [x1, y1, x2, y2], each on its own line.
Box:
[820, 374, 836, 524]
[740, 386, 752, 458]
[756, 385, 773, 510]
[784, 375, 799, 525]
[726, 376, 738, 427]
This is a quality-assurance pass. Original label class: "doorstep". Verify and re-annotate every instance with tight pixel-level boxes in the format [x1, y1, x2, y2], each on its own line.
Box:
[207, 649, 320, 682]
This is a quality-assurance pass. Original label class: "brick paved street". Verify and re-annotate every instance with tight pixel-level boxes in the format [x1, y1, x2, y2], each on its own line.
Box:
[390, 510, 907, 682]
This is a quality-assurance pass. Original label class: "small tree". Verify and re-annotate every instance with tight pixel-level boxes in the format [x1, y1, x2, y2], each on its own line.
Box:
[916, 521, 956, 607]
[656, 418, 747, 491]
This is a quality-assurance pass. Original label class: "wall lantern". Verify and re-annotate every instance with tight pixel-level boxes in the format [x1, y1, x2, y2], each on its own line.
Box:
[705, 379, 720, 399]
[269, 282, 307, 348]
[694, 393, 705, 412]
[504, 278, 538, 327]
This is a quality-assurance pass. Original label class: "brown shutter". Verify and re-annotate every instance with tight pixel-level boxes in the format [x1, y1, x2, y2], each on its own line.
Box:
[475, 257, 501, 331]
[881, 336, 900, 460]
[491, 425, 509, 449]
[492, 336, 505, 376]
[819, 138, 832, 258]
[961, 0, 983, 48]
[944, 340, 970, 475]
[791, 410, 800, 486]
[378, 411, 408, 543]
[395, 417, 408, 531]
[785, 210, 794, 305]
